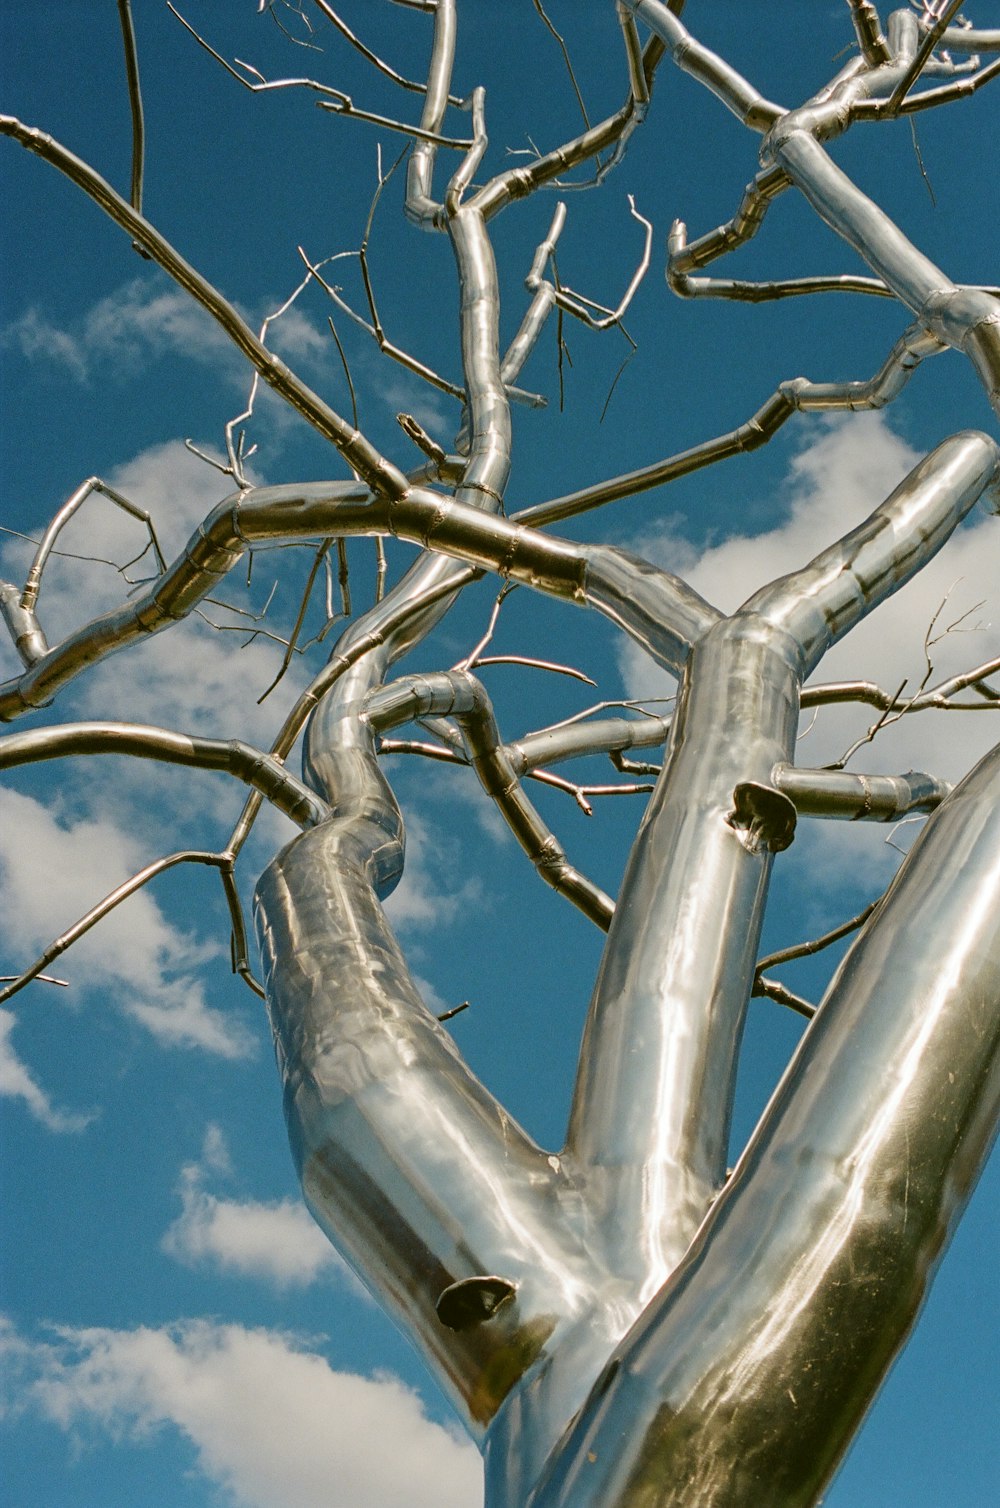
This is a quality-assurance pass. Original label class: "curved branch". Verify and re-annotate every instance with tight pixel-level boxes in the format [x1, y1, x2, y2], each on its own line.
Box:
[0, 722, 329, 828]
[116, 0, 145, 215]
[0, 849, 229, 1008]
[366, 671, 614, 928]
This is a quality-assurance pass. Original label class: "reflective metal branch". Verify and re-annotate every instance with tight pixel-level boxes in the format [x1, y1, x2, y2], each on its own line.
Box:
[116, 0, 145, 215]
[772, 762, 950, 820]
[745, 431, 999, 676]
[530, 738, 1000, 1506]
[0, 721, 329, 829]
[7, 9, 1000, 1505]
[637, 1, 1000, 418]
[0, 584, 48, 668]
[621, 1, 785, 130]
[0, 481, 720, 719]
[0, 848, 237, 1008]
[517, 323, 944, 527]
[366, 670, 614, 927]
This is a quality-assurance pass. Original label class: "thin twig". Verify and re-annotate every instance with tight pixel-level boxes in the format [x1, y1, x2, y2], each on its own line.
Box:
[472, 654, 597, 685]
[116, 0, 147, 225]
[311, 0, 457, 98]
[531, 0, 592, 130]
[756, 898, 882, 974]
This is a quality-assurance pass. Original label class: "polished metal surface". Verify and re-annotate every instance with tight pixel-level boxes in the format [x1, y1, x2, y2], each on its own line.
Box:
[529, 738, 1000, 1507]
[4, 5, 999, 1505]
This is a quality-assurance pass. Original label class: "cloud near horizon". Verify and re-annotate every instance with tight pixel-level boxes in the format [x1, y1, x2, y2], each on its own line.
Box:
[1, 1314, 482, 1508]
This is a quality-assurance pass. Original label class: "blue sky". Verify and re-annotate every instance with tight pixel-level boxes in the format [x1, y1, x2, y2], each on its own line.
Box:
[1, 3, 998, 1504]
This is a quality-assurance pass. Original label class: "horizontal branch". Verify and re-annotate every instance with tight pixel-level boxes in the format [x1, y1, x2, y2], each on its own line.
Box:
[0, 480, 719, 720]
[772, 763, 950, 821]
[0, 721, 329, 828]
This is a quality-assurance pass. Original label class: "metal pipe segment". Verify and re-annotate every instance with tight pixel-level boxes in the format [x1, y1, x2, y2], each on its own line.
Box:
[527, 739, 1000, 1506]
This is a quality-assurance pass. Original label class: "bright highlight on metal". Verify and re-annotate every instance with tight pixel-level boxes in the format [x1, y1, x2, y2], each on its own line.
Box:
[2, 3, 999, 1504]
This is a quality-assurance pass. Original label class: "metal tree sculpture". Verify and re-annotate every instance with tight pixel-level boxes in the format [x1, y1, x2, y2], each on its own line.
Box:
[2, 2, 999, 1504]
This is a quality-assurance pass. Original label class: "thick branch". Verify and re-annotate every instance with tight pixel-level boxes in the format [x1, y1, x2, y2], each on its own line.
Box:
[538, 740, 1000, 1505]
[0, 481, 718, 720]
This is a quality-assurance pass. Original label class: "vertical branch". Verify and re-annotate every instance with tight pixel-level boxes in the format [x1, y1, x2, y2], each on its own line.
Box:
[538, 742, 1000, 1507]
[116, 0, 145, 216]
[405, 0, 457, 226]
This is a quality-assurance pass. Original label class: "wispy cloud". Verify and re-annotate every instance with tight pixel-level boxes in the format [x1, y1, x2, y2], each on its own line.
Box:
[0, 1009, 92, 1132]
[162, 1125, 361, 1293]
[2, 281, 233, 385]
[0, 789, 252, 1059]
[383, 808, 484, 932]
[2, 277, 331, 390]
[2, 1316, 482, 1508]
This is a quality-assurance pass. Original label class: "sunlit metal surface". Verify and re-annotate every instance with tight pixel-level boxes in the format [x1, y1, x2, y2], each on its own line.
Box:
[528, 739, 1000, 1506]
[4, 4, 1000, 1503]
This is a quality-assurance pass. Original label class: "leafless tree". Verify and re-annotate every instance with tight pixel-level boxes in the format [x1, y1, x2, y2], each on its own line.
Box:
[2, 3, 999, 1504]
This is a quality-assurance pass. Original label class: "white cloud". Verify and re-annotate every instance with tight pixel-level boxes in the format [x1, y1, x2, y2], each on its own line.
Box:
[0, 789, 252, 1059]
[4, 1316, 482, 1508]
[162, 1125, 360, 1292]
[615, 415, 1000, 904]
[0, 1008, 92, 1132]
[4, 279, 239, 386]
[81, 621, 305, 747]
[0, 438, 239, 654]
[411, 972, 449, 1015]
[3, 279, 336, 451]
[374, 365, 455, 443]
[619, 414, 1000, 886]
[384, 808, 483, 931]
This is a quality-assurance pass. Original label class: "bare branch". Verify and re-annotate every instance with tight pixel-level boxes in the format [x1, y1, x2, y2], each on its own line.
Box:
[886, 0, 964, 112]
[0, 849, 228, 1008]
[116, 0, 147, 222]
[550, 195, 652, 332]
[0, 722, 330, 829]
[751, 975, 817, 1019]
[367, 669, 615, 928]
[0, 114, 408, 496]
[310, 0, 455, 98]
